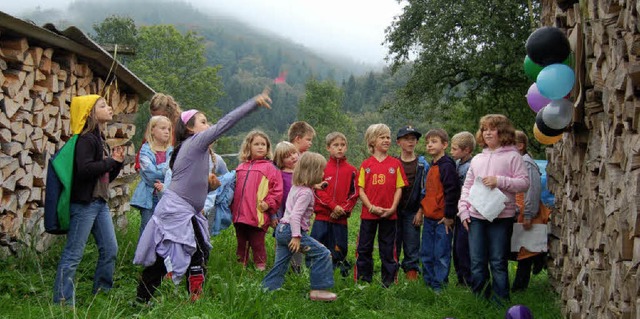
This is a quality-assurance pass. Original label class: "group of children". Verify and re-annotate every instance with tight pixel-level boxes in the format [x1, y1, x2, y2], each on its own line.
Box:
[52, 90, 548, 307]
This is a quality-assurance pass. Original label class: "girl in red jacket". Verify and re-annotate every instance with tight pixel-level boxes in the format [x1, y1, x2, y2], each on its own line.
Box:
[231, 130, 283, 270]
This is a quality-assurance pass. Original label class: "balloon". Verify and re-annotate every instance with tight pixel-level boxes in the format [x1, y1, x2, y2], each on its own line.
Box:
[536, 64, 575, 100]
[541, 99, 573, 129]
[505, 304, 534, 319]
[535, 109, 564, 136]
[526, 83, 551, 113]
[534, 124, 563, 145]
[524, 56, 544, 81]
[562, 53, 574, 68]
[526, 27, 571, 66]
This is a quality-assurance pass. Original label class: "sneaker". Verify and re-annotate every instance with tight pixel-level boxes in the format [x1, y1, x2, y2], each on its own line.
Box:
[256, 264, 266, 271]
[309, 290, 337, 301]
[406, 270, 419, 281]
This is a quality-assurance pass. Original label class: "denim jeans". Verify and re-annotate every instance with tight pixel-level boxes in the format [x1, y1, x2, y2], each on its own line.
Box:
[139, 195, 159, 238]
[53, 199, 118, 304]
[468, 217, 513, 302]
[420, 218, 453, 290]
[395, 209, 421, 272]
[262, 223, 334, 291]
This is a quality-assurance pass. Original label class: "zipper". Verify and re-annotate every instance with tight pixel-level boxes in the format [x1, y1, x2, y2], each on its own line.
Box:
[332, 158, 339, 201]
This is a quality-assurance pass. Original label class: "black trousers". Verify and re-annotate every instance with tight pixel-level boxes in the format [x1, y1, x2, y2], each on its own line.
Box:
[136, 216, 210, 302]
[355, 219, 398, 286]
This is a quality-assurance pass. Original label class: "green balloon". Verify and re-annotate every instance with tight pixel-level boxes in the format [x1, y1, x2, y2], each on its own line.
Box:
[524, 55, 544, 81]
[562, 53, 574, 68]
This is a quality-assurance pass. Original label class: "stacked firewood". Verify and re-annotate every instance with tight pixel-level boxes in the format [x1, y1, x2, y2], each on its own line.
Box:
[0, 35, 139, 254]
[543, 0, 640, 318]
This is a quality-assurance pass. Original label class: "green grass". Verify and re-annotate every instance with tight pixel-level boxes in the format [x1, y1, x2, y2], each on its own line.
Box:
[0, 209, 562, 319]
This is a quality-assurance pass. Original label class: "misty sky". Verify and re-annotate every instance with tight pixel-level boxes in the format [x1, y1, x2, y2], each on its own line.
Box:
[1, 0, 404, 65]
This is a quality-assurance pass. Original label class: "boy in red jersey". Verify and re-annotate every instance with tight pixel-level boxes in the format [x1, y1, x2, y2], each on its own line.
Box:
[311, 132, 359, 277]
[355, 124, 408, 287]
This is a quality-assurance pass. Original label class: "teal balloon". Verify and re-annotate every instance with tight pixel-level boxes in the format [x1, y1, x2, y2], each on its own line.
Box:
[524, 56, 544, 81]
[536, 64, 575, 100]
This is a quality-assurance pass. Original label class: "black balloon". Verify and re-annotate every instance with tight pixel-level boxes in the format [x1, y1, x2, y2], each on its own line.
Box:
[526, 27, 571, 66]
[536, 108, 564, 136]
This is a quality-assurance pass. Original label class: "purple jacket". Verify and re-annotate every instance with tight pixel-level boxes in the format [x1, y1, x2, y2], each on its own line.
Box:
[458, 145, 529, 222]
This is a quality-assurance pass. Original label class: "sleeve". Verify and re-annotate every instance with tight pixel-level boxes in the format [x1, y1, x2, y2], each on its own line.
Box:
[523, 161, 541, 220]
[440, 161, 460, 219]
[395, 163, 408, 189]
[457, 162, 476, 221]
[357, 165, 366, 189]
[191, 98, 260, 152]
[74, 135, 119, 181]
[314, 176, 337, 211]
[139, 149, 166, 187]
[264, 167, 283, 215]
[497, 154, 530, 194]
[289, 189, 314, 238]
[341, 169, 359, 213]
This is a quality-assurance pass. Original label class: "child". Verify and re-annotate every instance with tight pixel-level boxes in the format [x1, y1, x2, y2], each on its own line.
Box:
[53, 95, 125, 305]
[394, 126, 429, 281]
[458, 114, 529, 303]
[231, 130, 283, 271]
[450, 131, 475, 287]
[311, 132, 359, 277]
[355, 124, 407, 287]
[417, 128, 459, 291]
[130, 115, 173, 238]
[135, 93, 182, 171]
[273, 141, 300, 222]
[262, 152, 337, 301]
[288, 120, 316, 153]
[512, 131, 550, 292]
[202, 146, 229, 233]
[134, 91, 272, 303]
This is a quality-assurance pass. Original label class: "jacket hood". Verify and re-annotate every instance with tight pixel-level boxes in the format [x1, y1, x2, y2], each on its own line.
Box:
[70, 95, 101, 135]
[482, 145, 518, 154]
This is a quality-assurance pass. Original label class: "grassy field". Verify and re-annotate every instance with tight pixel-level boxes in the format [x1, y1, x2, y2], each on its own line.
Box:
[0, 208, 562, 319]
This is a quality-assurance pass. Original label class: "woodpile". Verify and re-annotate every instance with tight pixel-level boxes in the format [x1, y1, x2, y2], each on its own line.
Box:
[543, 0, 640, 318]
[0, 34, 139, 254]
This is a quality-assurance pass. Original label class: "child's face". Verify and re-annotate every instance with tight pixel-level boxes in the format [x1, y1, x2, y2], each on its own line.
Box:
[396, 135, 418, 153]
[426, 136, 447, 157]
[250, 136, 268, 160]
[373, 133, 391, 153]
[327, 138, 347, 159]
[450, 143, 471, 160]
[482, 126, 500, 149]
[294, 133, 314, 153]
[152, 120, 172, 145]
[93, 98, 113, 123]
[190, 113, 209, 134]
[282, 152, 299, 170]
[150, 108, 167, 117]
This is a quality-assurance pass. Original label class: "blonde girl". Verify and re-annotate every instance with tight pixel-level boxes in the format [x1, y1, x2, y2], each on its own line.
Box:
[131, 115, 173, 237]
[231, 130, 283, 270]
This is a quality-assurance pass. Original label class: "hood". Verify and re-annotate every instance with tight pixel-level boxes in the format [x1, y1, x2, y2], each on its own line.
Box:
[70, 95, 101, 135]
[482, 145, 518, 155]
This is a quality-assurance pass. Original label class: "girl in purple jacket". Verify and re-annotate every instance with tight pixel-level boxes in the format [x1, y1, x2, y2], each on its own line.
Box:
[457, 114, 529, 304]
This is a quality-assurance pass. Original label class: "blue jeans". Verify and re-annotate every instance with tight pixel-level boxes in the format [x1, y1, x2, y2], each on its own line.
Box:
[468, 217, 513, 302]
[139, 195, 159, 238]
[53, 199, 118, 304]
[262, 223, 334, 291]
[395, 209, 421, 272]
[420, 218, 453, 290]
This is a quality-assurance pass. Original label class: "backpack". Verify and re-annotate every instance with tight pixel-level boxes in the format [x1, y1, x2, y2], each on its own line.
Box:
[44, 135, 78, 234]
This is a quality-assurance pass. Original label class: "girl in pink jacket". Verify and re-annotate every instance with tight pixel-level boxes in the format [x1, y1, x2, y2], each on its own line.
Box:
[231, 130, 283, 270]
[457, 114, 529, 304]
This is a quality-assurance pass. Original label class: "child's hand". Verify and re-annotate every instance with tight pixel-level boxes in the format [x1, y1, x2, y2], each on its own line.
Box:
[412, 211, 423, 227]
[333, 205, 345, 216]
[288, 237, 301, 253]
[438, 217, 454, 234]
[523, 218, 532, 230]
[462, 218, 471, 232]
[482, 176, 498, 188]
[153, 180, 164, 192]
[111, 146, 125, 163]
[259, 200, 269, 212]
[379, 208, 395, 219]
[255, 87, 272, 109]
[270, 218, 278, 229]
[208, 173, 221, 191]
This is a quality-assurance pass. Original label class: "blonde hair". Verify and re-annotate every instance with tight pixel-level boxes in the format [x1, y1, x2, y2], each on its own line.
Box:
[293, 152, 326, 187]
[144, 115, 172, 152]
[273, 141, 299, 169]
[149, 93, 182, 125]
[475, 114, 516, 148]
[364, 123, 391, 154]
[288, 121, 316, 142]
[515, 130, 528, 153]
[451, 131, 476, 151]
[238, 130, 273, 162]
[325, 132, 347, 147]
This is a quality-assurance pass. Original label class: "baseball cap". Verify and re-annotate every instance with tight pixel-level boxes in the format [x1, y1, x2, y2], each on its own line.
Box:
[396, 126, 422, 140]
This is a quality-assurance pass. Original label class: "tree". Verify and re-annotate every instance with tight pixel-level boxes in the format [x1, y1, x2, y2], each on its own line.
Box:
[92, 15, 137, 64]
[385, 0, 544, 156]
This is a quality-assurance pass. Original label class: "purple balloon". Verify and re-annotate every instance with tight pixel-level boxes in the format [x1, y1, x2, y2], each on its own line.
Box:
[505, 305, 533, 319]
[526, 83, 551, 113]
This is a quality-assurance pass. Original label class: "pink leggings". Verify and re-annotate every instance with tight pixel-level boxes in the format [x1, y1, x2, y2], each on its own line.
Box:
[235, 223, 267, 267]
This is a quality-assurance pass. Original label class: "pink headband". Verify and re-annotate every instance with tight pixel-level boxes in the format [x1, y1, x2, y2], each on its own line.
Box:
[180, 109, 198, 125]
